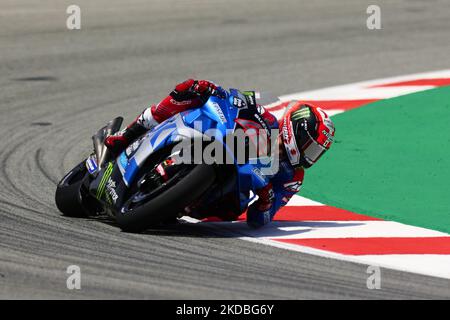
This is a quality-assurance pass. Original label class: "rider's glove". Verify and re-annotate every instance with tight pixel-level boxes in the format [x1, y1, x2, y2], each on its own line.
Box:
[191, 80, 218, 96]
[171, 79, 218, 101]
[246, 183, 275, 228]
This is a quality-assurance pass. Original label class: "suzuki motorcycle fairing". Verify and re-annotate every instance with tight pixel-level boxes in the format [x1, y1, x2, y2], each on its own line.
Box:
[55, 87, 280, 231]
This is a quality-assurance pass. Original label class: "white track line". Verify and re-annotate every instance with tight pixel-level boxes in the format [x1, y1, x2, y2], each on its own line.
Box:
[215, 220, 449, 240]
[281, 86, 434, 101]
[280, 69, 450, 101]
[181, 218, 450, 279]
[285, 194, 324, 206]
[271, 108, 345, 119]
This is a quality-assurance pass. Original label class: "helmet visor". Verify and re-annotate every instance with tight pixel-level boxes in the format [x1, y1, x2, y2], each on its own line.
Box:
[302, 137, 326, 165]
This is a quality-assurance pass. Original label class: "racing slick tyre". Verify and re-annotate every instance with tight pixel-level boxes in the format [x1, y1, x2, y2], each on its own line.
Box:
[55, 160, 90, 218]
[116, 164, 216, 233]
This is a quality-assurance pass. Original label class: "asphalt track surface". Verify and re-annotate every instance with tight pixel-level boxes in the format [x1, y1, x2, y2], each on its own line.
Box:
[1, 0, 450, 299]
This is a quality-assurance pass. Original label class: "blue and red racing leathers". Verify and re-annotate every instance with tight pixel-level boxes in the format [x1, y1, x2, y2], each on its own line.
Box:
[105, 79, 305, 228]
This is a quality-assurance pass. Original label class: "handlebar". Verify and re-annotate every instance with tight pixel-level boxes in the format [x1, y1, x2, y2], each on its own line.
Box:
[212, 86, 227, 99]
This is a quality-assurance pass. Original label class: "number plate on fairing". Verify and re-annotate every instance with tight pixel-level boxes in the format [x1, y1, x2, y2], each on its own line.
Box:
[85, 154, 98, 174]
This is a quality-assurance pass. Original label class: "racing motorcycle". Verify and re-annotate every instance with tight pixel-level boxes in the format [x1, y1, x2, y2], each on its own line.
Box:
[55, 88, 279, 232]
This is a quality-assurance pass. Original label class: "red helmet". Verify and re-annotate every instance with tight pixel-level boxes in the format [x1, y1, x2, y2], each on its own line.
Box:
[281, 101, 335, 169]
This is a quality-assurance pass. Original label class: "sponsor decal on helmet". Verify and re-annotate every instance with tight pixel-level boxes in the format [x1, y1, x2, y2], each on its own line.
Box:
[282, 115, 301, 166]
[322, 129, 334, 142]
[291, 107, 311, 121]
[310, 107, 335, 150]
[317, 108, 335, 132]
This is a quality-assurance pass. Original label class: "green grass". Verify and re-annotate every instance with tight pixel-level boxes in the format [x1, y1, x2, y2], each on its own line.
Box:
[300, 86, 450, 234]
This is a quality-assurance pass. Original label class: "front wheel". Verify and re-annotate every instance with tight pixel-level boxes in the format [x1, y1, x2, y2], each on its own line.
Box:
[55, 161, 91, 217]
[116, 164, 216, 232]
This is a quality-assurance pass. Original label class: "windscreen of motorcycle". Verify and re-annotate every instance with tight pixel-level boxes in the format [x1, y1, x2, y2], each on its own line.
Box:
[230, 89, 273, 159]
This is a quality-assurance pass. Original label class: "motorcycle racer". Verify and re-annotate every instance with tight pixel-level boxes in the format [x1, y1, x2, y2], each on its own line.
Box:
[105, 79, 335, 228]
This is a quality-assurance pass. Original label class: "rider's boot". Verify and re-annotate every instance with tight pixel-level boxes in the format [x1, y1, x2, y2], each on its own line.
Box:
[104, 108, 159, 155]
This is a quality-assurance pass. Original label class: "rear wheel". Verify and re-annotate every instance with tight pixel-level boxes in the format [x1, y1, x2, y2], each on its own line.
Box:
[116, 163, 216, 233]
[55, 161, 91, 217]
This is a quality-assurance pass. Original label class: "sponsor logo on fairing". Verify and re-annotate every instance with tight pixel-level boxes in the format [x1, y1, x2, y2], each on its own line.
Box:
[246, 95, 255, 106]
[125, 139, 142, 157]
[96, 162, 113, 199]
[105, 177, 119, 204]
[233, 97, 246, 108]
[253, 112, 270, 137]
[119, 152, 128, 170]
[211, 102, 227, 123]
[85, 155, 98, 174]
[242, 91, 257, 108]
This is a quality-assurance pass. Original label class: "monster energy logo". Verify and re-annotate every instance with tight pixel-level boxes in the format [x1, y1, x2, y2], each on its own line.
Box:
[96, 162, 113, 199]
[291, 108, 311, 121]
